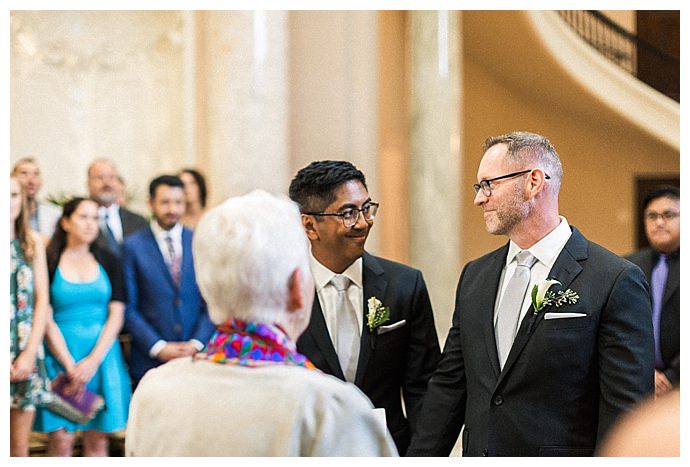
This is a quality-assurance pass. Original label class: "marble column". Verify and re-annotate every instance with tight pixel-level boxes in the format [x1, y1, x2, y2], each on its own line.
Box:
[408, 11, 463, 343]
[199, 11, 290, 205]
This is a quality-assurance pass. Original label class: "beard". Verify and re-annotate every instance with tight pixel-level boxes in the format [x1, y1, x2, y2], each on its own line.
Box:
[94, 189, 118, 206]
[484, 185, 530, 236]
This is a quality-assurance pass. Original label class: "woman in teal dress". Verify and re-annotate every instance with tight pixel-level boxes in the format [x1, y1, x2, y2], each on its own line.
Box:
[34, 197, 131, 456]
[10, 176, 51, 457]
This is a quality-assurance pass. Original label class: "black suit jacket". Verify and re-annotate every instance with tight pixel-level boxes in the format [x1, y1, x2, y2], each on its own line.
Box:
[297, 252, 441, 455]
[95, 206, 148, 257]
[407, 227, 654, 457]
[625, 247, 680, 384]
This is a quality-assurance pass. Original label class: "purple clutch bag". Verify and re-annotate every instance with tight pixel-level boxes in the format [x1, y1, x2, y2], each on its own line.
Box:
[45, 373, 105, 425]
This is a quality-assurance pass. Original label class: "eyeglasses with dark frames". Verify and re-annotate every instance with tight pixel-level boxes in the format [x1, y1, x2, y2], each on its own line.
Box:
[473, 169, 550, 197]
[305, 202, 379, 228]
[645, 211, 680, 222]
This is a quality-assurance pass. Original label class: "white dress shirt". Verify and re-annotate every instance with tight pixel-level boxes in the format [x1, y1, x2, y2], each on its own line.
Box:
[494, 216, 573, 328]
[98, 204, 124, 243]
[150, 220, 183, 268]
[31, 201, 62, 238]
[310, 254, 364, 345]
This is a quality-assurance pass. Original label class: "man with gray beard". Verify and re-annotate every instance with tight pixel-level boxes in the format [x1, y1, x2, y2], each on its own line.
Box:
[87, 158, 147, 258]
[407, 131, 653, 457]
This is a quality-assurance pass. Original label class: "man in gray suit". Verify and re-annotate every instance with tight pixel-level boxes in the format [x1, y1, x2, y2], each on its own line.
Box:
[626, 185, 679, 396]
[407, 131, 654, 457]
[88, 158, 148, 257]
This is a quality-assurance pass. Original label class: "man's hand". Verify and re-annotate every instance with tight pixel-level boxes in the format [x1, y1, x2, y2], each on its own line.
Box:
[654, 369, 672, 397]
[158, 342, 198, 362]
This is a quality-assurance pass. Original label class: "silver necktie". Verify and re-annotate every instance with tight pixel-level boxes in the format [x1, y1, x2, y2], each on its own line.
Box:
[331, 274, 360, 382]
[495, 251, 537, 369]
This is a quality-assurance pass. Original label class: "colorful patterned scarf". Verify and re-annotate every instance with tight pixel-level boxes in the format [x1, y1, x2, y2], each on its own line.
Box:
[195, 319, 318, 370]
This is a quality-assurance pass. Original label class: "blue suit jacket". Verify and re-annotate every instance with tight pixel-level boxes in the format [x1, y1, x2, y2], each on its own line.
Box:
[123, 226, 215, 384]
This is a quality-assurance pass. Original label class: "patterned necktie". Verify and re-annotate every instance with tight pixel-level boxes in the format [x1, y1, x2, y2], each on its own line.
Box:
[331, 274, 360, 382]
[495, 251, 537, 369]
[650, 254, 668, 369]
[165, 234, 181, 287]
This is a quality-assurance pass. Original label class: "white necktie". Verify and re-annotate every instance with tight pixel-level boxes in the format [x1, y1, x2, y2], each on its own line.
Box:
[495, 251, 537, 369]
[331, 274, 359, 382]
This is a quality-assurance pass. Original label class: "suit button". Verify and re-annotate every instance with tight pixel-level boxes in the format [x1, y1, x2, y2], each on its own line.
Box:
[493, 395, 504, 406]
[174, 298, 181, 307]
[483, 448, 488, 457]
[173, 324, 182, 334]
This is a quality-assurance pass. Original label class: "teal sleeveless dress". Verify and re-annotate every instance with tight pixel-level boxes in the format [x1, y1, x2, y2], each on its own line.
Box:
[34, 265, 131, 433]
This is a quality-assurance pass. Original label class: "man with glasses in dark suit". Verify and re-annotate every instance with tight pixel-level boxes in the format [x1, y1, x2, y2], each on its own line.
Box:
[626, 185, 680, 397]
[289, 160, 440, 455]
[408, 131, 653, 457]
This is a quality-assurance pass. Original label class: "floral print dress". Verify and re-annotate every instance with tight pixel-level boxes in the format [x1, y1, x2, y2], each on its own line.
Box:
[10, 239, 50, 411]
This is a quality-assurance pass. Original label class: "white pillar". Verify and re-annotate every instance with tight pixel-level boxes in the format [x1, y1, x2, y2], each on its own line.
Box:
[408, 11, 463, 343]
[200, 11, 290, 205]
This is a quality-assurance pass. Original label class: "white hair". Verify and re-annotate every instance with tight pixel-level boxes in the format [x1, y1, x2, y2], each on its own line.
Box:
[192, 190, 311, 325]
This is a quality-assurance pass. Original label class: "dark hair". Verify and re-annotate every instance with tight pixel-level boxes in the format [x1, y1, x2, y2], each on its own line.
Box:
[46, 197, 97, 279]
[179, 168, 208, 207]
[149, 175, 184, 199]
[288, 160, 367, 213]
[643, 185, 680, 211]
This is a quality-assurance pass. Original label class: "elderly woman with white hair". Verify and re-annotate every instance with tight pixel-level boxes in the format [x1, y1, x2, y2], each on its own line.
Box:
[125, 190, 397, 456]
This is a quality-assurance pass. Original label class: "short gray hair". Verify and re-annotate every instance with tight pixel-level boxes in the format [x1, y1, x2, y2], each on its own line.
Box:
[193, 190, 311, 325]
[484, 131, 563, 195]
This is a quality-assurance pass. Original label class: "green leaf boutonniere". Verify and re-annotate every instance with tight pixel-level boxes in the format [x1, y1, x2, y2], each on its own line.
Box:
[367, 297, 390, 331]
[531, 279, 580, 315]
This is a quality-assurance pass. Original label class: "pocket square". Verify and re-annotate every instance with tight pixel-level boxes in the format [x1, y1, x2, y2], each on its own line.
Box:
[544, 312, 587, 320]
[377, 319, 407, 335]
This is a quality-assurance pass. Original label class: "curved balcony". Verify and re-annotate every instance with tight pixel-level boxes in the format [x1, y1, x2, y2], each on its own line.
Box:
[464, 10, 679, 151]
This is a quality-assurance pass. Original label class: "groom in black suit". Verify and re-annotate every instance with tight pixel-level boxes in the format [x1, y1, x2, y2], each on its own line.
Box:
[407, 131, 654, 457]
[289, 160, 440, 455]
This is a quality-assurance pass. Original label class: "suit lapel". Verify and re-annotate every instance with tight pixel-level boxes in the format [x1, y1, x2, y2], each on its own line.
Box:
[497, 226, 587, 386]
[663, 253, 679, 306]
[144, 227, 176, 288]
[306, 298, 344, 379]
[638, 249, 655, 279]
[179, 229, 193, 289]
[481, 246, 509, 379]
[356, 253, 388, 386]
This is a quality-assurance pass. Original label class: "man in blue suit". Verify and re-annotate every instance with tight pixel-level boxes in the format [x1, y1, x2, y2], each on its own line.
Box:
[123, 175, 215, 387]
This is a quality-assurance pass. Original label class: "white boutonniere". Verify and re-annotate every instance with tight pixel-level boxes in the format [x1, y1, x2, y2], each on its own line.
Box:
[367, 297, 391, 331]
[531, 279, 580, 315]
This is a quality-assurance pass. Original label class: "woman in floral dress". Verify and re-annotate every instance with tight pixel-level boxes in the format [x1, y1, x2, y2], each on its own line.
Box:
[10, 176, 51, 456]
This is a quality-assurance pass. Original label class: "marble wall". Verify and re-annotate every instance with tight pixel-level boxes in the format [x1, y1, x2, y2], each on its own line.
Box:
[10, 10, 379, 225]
[11, 11, 187, 213]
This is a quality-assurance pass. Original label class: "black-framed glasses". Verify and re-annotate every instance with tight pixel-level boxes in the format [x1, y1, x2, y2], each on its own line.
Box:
[305, 202, 379, 228]
[645, 211, 680, 222]
[473, 169, 550, 197]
